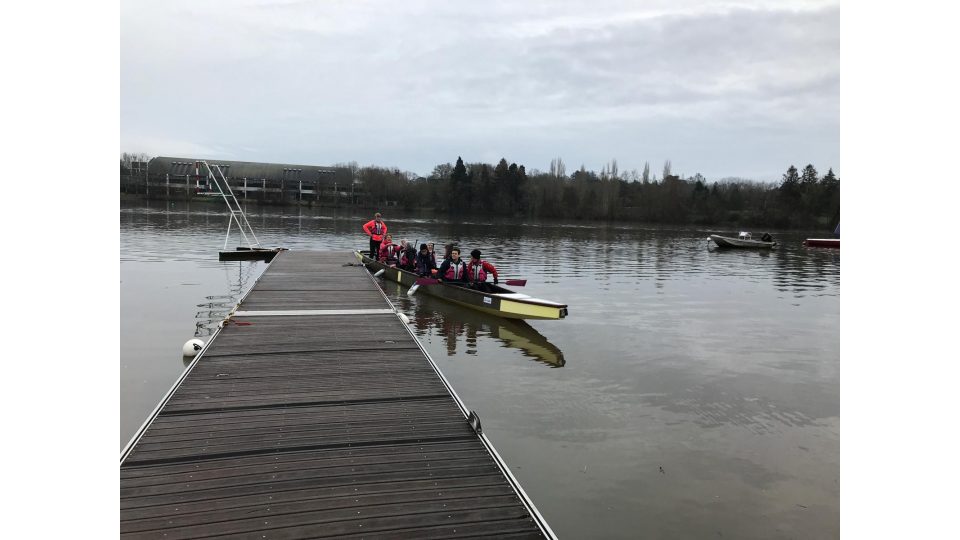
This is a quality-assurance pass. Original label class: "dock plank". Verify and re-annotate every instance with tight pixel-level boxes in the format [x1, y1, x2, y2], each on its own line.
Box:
[120, 251, 549, 538]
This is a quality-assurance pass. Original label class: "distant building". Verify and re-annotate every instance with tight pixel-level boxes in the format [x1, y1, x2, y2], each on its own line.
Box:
[123, 156, 364, 205]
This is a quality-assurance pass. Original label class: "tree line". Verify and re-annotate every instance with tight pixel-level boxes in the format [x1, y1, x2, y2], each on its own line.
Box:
[122, 152, 838, 229]
[346, 157, 839, 230]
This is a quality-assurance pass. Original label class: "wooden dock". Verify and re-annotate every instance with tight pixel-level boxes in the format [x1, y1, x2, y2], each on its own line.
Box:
[120, 251, 554, 539]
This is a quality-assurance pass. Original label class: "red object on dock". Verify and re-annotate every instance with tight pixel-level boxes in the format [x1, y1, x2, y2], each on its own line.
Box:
[804, 238, 840, 248]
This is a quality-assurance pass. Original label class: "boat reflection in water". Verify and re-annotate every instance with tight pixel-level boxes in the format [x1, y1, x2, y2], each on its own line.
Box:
[407, 297, 566, 368]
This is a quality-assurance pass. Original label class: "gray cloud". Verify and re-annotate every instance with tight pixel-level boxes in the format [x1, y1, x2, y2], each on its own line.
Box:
[121, 0, 839, 180]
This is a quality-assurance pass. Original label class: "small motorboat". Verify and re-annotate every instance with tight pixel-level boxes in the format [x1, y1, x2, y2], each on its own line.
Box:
[708, 231, 776, 249]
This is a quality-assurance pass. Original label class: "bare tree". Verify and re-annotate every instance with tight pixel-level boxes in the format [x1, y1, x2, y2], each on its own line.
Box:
[549, 157, 566, 179]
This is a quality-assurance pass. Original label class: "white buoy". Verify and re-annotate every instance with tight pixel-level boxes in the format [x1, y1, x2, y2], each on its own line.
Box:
[398, 313, 410, 324]
[374, 269, 385, 277]
[406, 284, 420, 296]
[183, 338, 205, 357]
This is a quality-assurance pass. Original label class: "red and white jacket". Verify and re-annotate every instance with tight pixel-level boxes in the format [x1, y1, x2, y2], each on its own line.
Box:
[467, 259, 498, 283]
[362, 219, 387, 242]
[378, 242, 400, 265]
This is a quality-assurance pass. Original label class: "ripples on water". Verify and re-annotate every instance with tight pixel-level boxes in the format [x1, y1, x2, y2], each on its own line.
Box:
[120, 200, 839, 539]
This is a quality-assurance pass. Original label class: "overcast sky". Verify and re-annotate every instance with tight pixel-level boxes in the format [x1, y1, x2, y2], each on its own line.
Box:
[120, 0, 839, 181]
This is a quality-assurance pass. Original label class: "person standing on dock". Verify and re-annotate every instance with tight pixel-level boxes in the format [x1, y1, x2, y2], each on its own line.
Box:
[467, 249, 499, 292]
[438, 247, 469, 283]
[362, 212, 388, 258]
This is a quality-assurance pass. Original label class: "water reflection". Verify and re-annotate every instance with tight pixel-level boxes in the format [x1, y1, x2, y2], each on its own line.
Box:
[199, 263, 259, 332]
[392, 291, 565, 367]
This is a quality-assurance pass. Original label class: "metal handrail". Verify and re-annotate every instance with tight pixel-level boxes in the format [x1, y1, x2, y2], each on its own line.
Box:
[199, 161, 261, 249]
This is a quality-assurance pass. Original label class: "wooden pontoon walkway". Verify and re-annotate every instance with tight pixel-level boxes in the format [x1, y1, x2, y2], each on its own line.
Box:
[120, 251, 554, 539]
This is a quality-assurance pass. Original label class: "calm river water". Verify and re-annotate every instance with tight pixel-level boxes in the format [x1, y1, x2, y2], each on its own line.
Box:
[120, 199, 839, 539]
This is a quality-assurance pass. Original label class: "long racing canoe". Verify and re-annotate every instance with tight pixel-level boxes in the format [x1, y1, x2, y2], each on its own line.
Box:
[357, 251, 568, 320]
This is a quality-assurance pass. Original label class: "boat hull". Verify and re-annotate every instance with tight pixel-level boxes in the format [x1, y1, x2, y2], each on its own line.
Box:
[357, 251, 568, 320]
[709, 235, 776, 249]
[804, 238, 840, 248]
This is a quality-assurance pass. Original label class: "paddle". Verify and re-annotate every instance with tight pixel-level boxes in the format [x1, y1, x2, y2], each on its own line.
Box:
[413, 277, 526, 286]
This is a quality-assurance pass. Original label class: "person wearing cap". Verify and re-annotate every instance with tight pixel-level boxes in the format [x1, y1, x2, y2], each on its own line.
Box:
[362, 212, 388, 258]
[414, 243, 436, 276]
[467, 249, 499, 291]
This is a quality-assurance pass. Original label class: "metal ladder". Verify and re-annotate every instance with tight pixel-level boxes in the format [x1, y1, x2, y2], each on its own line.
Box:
[198, 161, 262, 250]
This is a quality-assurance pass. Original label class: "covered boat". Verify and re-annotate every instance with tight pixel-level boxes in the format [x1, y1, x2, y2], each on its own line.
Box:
[356, 251, 568, 320]
[709, 231, 777, 249]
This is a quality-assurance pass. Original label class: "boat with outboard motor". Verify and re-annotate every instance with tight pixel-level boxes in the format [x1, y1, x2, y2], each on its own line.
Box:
[356, 250, 568, 320]
[709, 231, 777, 249]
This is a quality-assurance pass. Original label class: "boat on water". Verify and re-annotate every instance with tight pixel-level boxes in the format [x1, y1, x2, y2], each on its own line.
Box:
[709, 231, 777, 249]
[803, 238, 840, 248]
[805, 223, 839, 248]
[356, 251, 568, 320]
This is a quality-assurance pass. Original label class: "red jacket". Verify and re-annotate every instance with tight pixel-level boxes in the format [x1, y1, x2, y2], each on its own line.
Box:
[362, 219, 387, 241]
[468, 260, 498, 282]
[379, 242, 400, 264]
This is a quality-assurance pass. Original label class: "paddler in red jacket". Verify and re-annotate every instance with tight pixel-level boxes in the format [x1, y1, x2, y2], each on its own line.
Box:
[437, 247, 469, 283]
[467, 249, 499, 292]
[362, 212, 387, 258]
[378, 234, 400, 266]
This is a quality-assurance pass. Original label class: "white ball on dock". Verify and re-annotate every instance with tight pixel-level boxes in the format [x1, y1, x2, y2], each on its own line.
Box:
[182, 338, 205, 357]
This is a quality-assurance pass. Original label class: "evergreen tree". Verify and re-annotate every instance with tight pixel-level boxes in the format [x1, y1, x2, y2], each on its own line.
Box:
[452, 156, 468, 188]
[778, 165, 802, 221]
[782, 165, 799, 186]
[448, 156, 468, 211]
[801, 164, 819, 186]
[821, 168, 838, 188]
